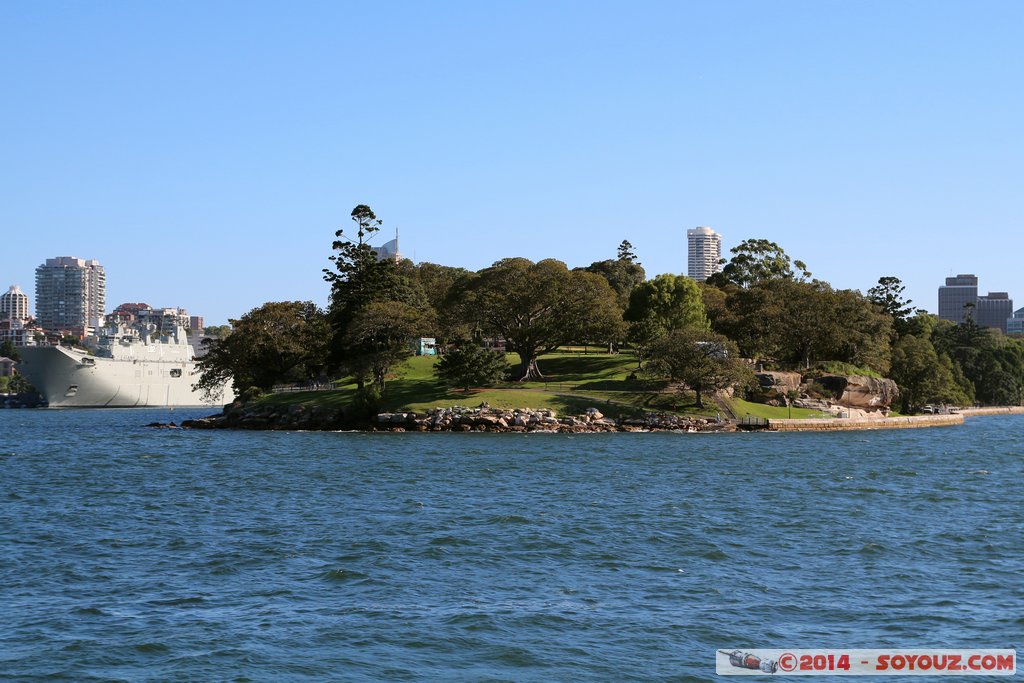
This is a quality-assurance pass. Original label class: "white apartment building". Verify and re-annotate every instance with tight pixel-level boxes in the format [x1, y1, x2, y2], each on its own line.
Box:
[1, 284, 30, 321]
[687, 226, 722, 282]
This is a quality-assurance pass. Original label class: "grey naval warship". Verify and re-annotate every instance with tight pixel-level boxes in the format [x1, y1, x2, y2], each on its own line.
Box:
[16, 323, 234, 408]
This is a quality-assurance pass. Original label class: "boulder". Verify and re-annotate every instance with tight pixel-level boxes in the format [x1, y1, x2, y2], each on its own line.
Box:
[832, 375, 899, 410]
[755, 371, 802, 393]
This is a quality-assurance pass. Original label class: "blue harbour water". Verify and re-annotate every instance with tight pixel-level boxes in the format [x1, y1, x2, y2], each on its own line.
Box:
[1, 409, 1022, 681]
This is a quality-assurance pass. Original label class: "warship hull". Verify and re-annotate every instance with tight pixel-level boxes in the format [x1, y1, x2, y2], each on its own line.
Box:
[15, 345, 230, 408]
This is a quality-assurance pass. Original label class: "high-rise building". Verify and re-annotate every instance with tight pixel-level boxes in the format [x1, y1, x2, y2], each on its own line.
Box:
[937, 274, 978, 324]
[1007, 307, 1024, 335]
[1, 285, 30, 321]
[687, 226, 722, 282]
[34, 256, 107, 335]
[976, 292, 1013, 333]
[371, 232, 401, 262]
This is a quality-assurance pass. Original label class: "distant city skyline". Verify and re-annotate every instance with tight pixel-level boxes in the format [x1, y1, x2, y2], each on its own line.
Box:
[3, 2, 1022, 324]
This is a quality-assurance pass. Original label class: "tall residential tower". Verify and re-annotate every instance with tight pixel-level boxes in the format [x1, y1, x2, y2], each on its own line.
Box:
[687, 226, 722, 282]
[1, 285, 30, 321]
[34, 256, 106, 335]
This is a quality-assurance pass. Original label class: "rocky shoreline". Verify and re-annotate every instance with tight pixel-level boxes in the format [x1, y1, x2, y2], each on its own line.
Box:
[166, 402, 1024, 434]
[179, 403, 733, 433]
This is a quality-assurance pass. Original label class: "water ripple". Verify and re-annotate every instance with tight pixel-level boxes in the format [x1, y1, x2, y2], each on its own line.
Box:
[1, 409, 1022, 680]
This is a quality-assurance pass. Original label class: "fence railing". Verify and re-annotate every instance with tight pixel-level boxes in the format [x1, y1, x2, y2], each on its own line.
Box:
[270, 383, 336, 394]
[738, 415, 770, 429]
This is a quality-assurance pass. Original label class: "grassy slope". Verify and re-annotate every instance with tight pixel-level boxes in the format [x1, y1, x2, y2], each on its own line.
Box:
[257, 350, 821, 420]
[256, 350, 716, 419]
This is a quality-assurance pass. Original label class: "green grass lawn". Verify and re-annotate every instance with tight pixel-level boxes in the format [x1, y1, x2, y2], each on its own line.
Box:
[255, 349, 825, 421]
[730, 397, 825, 420]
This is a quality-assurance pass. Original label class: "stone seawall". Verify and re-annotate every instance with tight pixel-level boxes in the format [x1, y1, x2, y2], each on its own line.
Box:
[959, 406, 1024, 416]
[768, 414, 964, 432]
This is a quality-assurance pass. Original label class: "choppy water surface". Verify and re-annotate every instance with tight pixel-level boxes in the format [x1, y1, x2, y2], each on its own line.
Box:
[1, 409, 1021, 681]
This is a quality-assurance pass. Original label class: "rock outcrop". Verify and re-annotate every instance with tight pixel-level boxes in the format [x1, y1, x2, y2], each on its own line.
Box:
[755, 371, 802, 393]
[748, 371, 899, 413]
[810, 374, 899, 410]
[835, 375, 899, 410]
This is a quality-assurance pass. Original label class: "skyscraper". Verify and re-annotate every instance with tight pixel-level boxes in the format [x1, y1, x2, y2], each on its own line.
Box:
[687, 226, 722, 282]
[937, 274, 978, 324]
[34, 256, 107, 335]
[976, 292, 1013, 333]
[1, 284, 29, 321]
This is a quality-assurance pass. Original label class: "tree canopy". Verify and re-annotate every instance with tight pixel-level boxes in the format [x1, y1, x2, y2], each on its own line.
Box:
[322, 205, 429, 386]
[889, 334, 970, 412]
[192, 204, 1024, 416]
[456, 258, 621, 380]
[645, 328, 751, 408]
[435, 343, 510, 391]
[624, 273, 708, 337]
[868, 276, 917, 337]
[340, 300, 428, 394]
[194, 301, 329, 401]
[707, 238, 810, 288]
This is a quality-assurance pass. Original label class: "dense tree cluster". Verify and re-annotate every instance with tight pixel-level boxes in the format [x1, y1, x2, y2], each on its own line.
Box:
[196, 211, 1024, 413]
[194, 300, 329, 401]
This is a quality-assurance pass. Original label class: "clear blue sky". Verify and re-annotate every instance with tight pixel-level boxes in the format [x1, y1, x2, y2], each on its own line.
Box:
[2, 1, 1022, 324]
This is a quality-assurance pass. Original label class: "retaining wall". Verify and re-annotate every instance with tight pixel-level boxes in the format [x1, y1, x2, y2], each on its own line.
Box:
[958, 406, 1024, 416]
[769, 414, 964, 432]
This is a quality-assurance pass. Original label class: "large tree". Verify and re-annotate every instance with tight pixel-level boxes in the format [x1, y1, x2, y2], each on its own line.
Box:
[868, 276, 917, 337]
[713, 282, 786, 359]
[0, 340, 20, 362]
[933, 320, 1024, 406]
[413, 261, 471, 342]
[435, 344, 510, 392]
[579, 258, 646, 311]
[889, 334, 970, 412]
[194, 301, 329, 401]
[624, 273, 708, 337]
[340, 300, 428, 394]
[567, 270, 628, 353]
[707, 238, 810, 288]
[617, 239, 639, 263]
[201, 324, 232, 340]
[824, 288, 894, 374]
[579, 240, 647, 310]
[323, 204, 426, 371]
[456, 258, 621, 380]
[645, 327, 752, 409]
